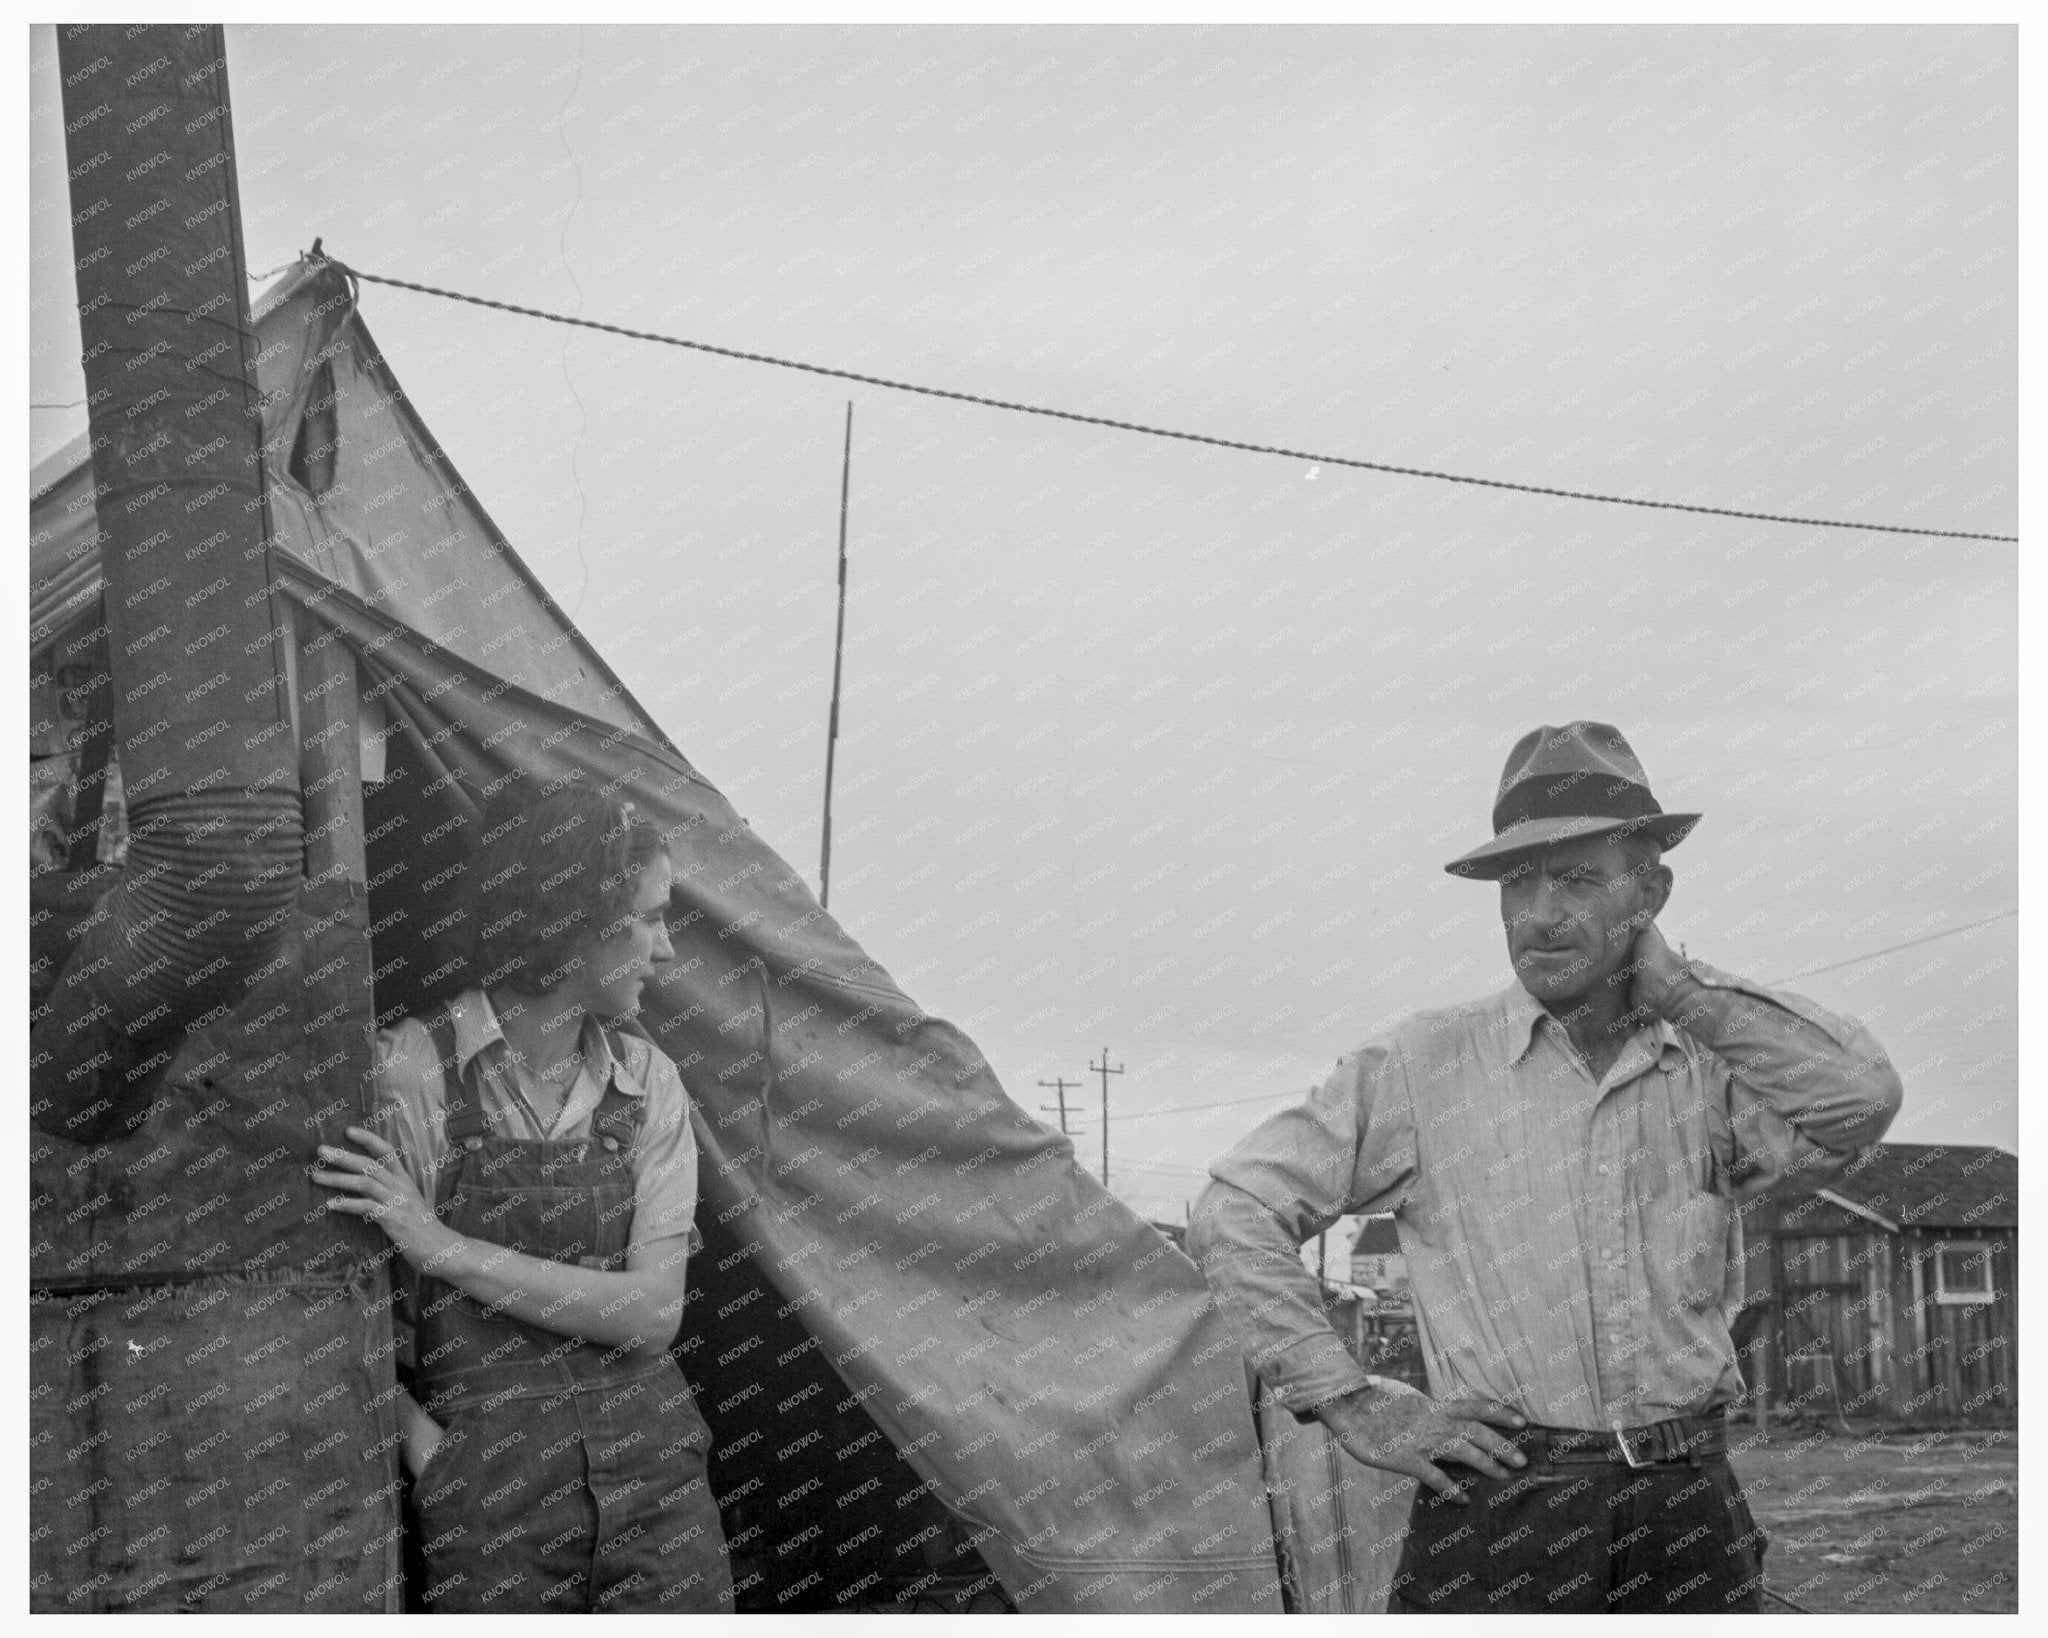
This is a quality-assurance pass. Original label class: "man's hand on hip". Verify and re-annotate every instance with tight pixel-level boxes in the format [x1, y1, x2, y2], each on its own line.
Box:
[1317, 1378, 1528, 1505]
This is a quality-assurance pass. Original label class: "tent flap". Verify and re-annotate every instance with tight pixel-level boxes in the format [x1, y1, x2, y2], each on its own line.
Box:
[28, 256, 1284, 1613]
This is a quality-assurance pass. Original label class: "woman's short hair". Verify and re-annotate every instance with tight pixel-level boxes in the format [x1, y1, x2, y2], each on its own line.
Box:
[464, 781, 669, 997]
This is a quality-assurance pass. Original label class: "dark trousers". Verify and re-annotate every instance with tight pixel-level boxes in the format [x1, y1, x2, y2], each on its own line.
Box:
[1389, 1451, 1768, 1614]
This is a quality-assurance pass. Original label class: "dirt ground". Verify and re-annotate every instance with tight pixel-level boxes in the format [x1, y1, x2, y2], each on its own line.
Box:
[1726, 1424, 2017, 1614]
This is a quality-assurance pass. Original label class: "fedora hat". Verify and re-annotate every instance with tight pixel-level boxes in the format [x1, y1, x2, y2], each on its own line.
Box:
[1444, 721, 1700, 880]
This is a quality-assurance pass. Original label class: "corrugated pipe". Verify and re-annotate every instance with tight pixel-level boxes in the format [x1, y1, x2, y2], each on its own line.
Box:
[33, 790, 302, 1143]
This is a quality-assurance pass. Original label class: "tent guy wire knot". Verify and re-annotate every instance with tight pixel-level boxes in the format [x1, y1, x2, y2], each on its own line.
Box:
[312, 250, 2017, 545]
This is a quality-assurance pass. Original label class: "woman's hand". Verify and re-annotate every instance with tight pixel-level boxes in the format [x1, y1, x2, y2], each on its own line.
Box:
[399, 1390, 448, 1481]
[312, 1125, 461, 1272]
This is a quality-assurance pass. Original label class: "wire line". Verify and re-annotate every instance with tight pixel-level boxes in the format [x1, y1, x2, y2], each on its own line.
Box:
[1770, 908, 2016, 983]
[318, 253, 2016, 544]
[1066, 1088, 1305, 1125]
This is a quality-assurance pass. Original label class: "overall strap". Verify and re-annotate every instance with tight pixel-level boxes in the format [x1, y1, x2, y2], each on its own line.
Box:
[426, 1003, 491, 1153]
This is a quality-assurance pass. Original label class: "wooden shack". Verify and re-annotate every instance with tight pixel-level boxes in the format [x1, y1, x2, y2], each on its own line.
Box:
[1737, 1142, 2016, 1424]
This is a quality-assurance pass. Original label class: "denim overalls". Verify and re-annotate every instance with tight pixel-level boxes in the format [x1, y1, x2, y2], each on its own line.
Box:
[407, 1010, 732, 1613]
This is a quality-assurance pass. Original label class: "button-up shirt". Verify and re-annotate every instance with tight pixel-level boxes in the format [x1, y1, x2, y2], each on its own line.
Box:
[1190, 962, 1902, 1430]
[373, 988, 703, 1261]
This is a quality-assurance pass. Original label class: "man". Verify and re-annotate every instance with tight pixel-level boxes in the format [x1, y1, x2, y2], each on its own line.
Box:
[1188, 722, 1902, 1614]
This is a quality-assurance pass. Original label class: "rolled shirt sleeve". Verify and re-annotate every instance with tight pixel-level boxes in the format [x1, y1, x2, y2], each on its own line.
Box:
[1664, 960, 1905, 1200]
[1189, 1044, 1418, 1417]
[370, 1019, 447, 1202]
[622, 1041, 703, 1266]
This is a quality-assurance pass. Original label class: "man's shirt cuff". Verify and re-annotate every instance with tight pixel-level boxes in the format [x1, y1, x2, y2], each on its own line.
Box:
[1261, 1333, 1377, 1422]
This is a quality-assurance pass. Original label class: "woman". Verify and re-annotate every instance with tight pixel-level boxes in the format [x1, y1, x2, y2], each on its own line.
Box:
[314, 784, 731, 1612]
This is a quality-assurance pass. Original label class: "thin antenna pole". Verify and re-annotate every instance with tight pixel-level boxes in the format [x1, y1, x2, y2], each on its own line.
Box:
[819, 401, 853, 908]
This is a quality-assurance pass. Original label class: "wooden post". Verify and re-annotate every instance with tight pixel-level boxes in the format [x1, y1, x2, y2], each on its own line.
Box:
[1907, 1233, 1930, 1414]
[1868, 1232, 1896, 1416]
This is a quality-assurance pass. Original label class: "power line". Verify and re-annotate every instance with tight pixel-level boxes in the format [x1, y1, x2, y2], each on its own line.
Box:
[1064, 1087, 1304, 1125]
[1770, 908, 2016, 984]
[319, 253, 2016, 545]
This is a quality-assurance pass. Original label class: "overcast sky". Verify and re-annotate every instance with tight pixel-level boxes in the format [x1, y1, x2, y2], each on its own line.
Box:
[28, 23, 2017, 1222]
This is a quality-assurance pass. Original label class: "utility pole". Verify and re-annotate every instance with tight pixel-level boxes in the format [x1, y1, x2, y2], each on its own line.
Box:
[1038, 1076, 1081, 1136]
[1089, 1046, 1124, 1187]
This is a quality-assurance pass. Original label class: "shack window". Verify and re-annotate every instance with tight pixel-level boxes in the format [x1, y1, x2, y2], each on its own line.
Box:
[1933, 1242, 1994, 1304]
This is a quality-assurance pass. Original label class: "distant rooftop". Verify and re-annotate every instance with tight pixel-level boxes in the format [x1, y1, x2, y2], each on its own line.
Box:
[1819, 1142, 2016, 1230]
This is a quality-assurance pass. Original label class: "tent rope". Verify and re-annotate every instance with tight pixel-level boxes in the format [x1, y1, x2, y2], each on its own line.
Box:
[315, 252, 2015, 545]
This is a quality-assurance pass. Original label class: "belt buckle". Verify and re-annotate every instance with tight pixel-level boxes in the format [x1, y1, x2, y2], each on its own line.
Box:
[1613, 1422, 1658, 1468]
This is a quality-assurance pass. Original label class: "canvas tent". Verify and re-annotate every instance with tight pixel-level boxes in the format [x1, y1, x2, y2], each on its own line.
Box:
[29, 256, 1292, 1612]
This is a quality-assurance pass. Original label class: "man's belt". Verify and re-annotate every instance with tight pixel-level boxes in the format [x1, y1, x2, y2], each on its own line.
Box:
[1521, 1411, 1726, 1468]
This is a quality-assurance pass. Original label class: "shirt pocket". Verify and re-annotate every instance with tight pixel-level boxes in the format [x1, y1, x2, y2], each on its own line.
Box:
[1669, 1189, 1734, 1314]
[1654, 1064, 1719, 1190]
